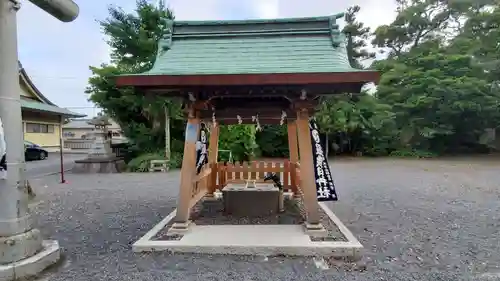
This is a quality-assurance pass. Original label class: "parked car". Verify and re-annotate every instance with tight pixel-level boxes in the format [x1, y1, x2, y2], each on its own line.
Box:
[24, 141, 48, 161]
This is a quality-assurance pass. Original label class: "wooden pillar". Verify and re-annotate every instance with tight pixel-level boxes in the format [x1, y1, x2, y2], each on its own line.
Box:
[208, 123, 219, 163]
[171, 107, 200, 232]
[287, 120, 299, 193]
[295, 109, 322, 228]
[287, 120, 299, 163]
[207, 122, 220, 196]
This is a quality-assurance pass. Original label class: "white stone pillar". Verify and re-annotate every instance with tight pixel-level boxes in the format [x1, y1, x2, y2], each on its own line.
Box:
[0, 1, 60, 279]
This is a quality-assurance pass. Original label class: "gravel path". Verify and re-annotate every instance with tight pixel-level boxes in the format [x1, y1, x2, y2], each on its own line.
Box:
[28, 158, 500, 281]
[191, 198, 304, 225]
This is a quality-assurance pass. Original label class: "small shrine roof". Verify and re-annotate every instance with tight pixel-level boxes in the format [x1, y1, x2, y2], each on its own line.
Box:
[88, 114, 111, 126]
[116, 13, 378, 88]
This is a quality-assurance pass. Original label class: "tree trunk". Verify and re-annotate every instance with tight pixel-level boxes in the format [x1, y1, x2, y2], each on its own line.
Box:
[278, 190, 284, 213]
[339, 134, 344, 153]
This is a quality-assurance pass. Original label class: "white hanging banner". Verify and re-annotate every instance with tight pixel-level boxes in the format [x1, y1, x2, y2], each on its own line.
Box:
[195, 122, 208, 174]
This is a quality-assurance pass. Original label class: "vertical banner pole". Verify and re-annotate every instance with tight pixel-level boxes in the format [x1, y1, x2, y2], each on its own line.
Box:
[164, 106, 170, 160]
[59, 115, 65, 183]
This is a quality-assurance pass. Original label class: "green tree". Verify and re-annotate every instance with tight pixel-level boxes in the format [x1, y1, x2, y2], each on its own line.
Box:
[370, 0, 500, 155]
[372, 0, 459, 57]
[452, 3, 500, 81]
[102, 0, 174, 71]
[314, 5, 380, 156]
[343, 5, 375, 69]
[255, 125, 288, 158]
[88, 0, 261, 166]
[86, 0, 184, 160]
[219, 125, 258, 162]
[376, 45, 500, 153]
[316, 93, 396, 156]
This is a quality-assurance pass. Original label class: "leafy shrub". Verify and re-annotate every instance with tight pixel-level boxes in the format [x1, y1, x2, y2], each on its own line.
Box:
[168, 152, 183, 169]
[126, 151, 183, 172]
[218, 125, 257, 161]
[255, 125, 289, 158]
[127, 152, 165, 172]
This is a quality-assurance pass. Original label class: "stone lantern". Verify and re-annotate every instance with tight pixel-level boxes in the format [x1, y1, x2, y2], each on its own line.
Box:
[87, 114, 113, 158]
[72, 114, 125, 173]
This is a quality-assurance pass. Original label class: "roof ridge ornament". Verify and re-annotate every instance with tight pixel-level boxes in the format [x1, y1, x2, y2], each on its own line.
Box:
[252, 115, 262, 131]
[280, 110, 287, 126]
[159, 19, 174, 54]
[329, 13, 344, 48]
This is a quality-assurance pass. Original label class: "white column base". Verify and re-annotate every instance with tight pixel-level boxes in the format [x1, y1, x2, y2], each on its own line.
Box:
[303, 223, 328, 237]
[0, 229, 42, 264]
[167, 221, 193, 235]
[0, 215, 34, 237]
[0, 240, 60, 281]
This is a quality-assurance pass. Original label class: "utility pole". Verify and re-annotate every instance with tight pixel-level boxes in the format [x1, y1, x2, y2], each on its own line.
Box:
[0, 1, 78, 280]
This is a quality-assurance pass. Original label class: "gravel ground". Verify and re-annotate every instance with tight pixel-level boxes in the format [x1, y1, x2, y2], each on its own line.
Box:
[27, 157, 500, 281]
[155, 197, 346, 242]
[191, 197, 304, 225]
[155, 199, 306, 240]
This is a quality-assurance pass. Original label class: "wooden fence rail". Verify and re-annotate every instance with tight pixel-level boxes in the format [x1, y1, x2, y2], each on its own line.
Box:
[209, 161, 299, 191]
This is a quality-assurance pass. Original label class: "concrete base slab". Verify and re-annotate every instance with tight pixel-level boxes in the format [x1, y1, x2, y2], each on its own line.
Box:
[133, 203, 363, 260]
[0, 240, 60, 281]
[72, 157, 125, 174]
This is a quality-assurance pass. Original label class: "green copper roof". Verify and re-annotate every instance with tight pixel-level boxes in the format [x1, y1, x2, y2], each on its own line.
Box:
[141, 13, 367, 76]
[21, 100, 86, 118]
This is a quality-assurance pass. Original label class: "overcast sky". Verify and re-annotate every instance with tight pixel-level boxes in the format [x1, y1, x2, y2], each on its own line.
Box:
[17, 0, 397, 118]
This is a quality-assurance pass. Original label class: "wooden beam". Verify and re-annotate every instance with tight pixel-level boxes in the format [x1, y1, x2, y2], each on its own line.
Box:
[288, 121, 299, 163]
[185, 100, 211, 111]
[192, 167, 212, 184]
[208, 123, 220, 163]
[137, 83, 363, 94]
[189, 188, 208, 209]
[200, 108, 293, 119]
[291, 100, 319, 110]
[116, 71, 380, 87]
[210, 99, 290, 110]
[195, 100, 316, 120]
[213, 118, 291, 125]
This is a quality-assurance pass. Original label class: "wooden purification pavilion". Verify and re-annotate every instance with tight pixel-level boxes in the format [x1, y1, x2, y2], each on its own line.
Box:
[116, 13, 379, 234]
